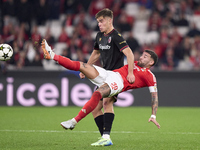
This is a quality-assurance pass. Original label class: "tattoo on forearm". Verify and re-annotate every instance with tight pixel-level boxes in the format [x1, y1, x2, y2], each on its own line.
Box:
[82, 63, 87, 68]
[151, 92, 158, 115]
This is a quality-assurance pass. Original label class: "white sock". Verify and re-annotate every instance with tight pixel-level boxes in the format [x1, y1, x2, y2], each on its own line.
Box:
[102, 134, 110, 139]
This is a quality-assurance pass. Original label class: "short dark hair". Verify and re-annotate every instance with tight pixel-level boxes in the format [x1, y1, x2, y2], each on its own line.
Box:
[145, 50, 158, 66]
[95, 8, 113, 19]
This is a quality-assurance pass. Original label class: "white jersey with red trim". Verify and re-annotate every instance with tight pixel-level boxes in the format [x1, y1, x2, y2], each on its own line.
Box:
[113, 61, 157, 93]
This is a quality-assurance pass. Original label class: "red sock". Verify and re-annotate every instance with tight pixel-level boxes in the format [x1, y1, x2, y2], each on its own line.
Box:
[74, 91, 102, 122]
[54, 54, 80, 71]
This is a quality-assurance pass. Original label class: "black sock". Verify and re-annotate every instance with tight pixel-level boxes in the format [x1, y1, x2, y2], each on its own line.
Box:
[103, 113, 115, 135]
[94, 115, 104, 136]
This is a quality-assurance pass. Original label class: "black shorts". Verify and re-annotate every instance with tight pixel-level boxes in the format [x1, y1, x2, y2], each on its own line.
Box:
[95, 86, 118, 102]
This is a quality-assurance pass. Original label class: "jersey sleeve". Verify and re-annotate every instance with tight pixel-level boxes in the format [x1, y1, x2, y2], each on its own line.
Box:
[147, 71, 157, 93]
[113, 32, 129, 52]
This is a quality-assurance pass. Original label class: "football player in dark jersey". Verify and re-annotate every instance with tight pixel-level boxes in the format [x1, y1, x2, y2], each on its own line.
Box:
[79, 8, 135, 146]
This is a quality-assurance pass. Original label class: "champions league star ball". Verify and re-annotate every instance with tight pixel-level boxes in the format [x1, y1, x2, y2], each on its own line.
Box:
[0, 44, 13, 61]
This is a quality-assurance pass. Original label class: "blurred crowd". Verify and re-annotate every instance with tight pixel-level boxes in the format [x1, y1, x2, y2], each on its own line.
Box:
[1, 0, 200, 72]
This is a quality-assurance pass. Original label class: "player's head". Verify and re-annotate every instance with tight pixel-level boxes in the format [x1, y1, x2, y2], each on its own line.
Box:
[95, 8, 113, 33]
[137, 50, 158, 68]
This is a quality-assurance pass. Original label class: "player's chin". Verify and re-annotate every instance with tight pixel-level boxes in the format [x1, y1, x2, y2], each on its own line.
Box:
[99, 28, 104, 32]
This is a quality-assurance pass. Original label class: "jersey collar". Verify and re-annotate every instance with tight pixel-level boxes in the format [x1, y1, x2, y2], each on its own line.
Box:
[104, 29, 115, 36]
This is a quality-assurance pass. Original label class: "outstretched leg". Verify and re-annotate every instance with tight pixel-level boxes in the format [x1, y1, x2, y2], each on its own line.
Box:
[41, 39, 99, 79]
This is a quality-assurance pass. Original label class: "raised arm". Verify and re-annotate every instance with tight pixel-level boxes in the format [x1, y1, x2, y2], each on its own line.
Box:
[122, 47, 135, 83]
[148, 92, 160, 129]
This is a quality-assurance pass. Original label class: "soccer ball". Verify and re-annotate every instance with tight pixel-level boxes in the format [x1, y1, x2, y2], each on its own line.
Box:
[0, 44, 13, 61]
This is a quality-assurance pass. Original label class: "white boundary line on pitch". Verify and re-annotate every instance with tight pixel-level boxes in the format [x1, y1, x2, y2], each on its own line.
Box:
[0, 129, 200, 135]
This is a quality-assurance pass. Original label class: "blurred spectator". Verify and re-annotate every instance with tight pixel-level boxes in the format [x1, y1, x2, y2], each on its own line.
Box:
[186, 23, 200, 37]
[89, 0, 113, 18]
[148, 11, 162, 31]
[44, 27, 55, 46]
[47, 0, 60, 20]
[179, 1, 193, 16]
[135, 5, 150, 21]
[16, 0, 32, 37]
[58, 26, 70, 44]
[67, 32, 82, 58]
[1, 25, 15, 43]
[161, 48, 179, 70]
[169, 27, 182, 44]
[63, 0, 79, 15]
[153, 0, 168, 17]
[189, 42, 200, 70]
[34, 0, 49, 25]
[2, 0, 16, 26]
[30, 52, 43, 67]
[126, 32, 140, 52]
[138, 0, 153, 9]
[176, 36, 191, 60]
[73, 10, 92, 29]
[194, 5, 200, 15]
[76, 49, 87, 63]
[175, 13, 189, 27]
[133, 50, 141, 61]
[61, 48, 72, 60]
[111, 0, 123, 24]
[16, 51, 30, 69]
[117, 9, 133, 33]
[31, 25, 42, 47]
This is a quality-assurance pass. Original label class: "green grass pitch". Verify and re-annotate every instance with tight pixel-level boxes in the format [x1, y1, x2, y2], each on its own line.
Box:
[0, 106, 200, 150]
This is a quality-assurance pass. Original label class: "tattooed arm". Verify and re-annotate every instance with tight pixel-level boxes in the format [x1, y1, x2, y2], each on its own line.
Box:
[148, 92, 160, 129]
[151, 92, 158, 116]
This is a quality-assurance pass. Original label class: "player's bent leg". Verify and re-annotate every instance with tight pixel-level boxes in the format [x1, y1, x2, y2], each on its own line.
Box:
[103, 97, 115, 113]
[92, 101, 103, 118]
[92, 101, 104, 136]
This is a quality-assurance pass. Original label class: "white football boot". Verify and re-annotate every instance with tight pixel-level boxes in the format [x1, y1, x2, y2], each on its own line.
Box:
[61, 118, 77, 130]
[41, 39, 55, 60]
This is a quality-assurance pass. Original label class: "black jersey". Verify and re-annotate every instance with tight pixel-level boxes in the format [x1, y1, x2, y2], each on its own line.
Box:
[94, 29, 129, 70]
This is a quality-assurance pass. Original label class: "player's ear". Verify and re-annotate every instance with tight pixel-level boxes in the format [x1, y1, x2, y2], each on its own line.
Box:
[149, 60, 154, 66]
[108, 17, 112, 24]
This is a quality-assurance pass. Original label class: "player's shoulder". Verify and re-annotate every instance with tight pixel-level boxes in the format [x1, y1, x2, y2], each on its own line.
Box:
[147, 69, 156, 78]
[96, 31, 103, 37]
[112, 29, 123, 37]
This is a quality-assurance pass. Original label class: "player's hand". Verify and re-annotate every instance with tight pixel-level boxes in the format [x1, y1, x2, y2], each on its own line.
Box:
[148, 118, 160, 129]
[79, 72, 85, 79]
[127, 73, 135, 84]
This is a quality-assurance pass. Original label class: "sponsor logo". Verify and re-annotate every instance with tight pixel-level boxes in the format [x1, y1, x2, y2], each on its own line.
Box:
[99, 44, 111, 50]
[99, 38, 101, 41]
[108, 37, 111, 43]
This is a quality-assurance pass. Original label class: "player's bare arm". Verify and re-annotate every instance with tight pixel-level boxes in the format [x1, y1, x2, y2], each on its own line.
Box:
[79, 50, 101, 79]
[148, 92, 160, 129]
[122, 47, 135, 83]
[151, 92, 158, 115]
[87, 50, 101, 65]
